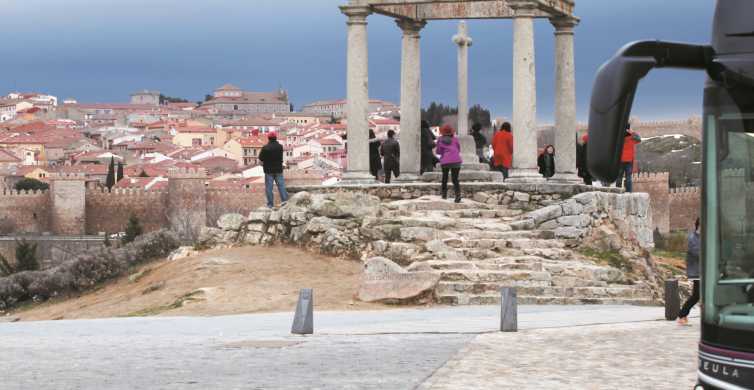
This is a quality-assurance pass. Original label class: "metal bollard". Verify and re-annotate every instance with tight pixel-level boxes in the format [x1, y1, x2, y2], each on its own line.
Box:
[500, 287, 518, 332]
[291, 288, 314, 335]
[664, 280, 680, 321]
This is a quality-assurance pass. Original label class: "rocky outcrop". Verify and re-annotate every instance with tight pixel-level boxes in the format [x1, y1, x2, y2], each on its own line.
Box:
[200, 190, 660, 305]
[0, 230, 180, 311]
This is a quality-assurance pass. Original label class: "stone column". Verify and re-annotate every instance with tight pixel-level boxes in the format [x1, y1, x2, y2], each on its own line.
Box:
[509, 5, 542, 182]
[453, 21, 472, 137]
[396, 18, 426, 181]
[453, 21, 482, 170]
[551, 17, 580, 183]
[340, 5, 374, 183]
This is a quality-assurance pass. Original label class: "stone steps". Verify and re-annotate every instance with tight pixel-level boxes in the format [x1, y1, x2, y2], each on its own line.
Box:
[436, 293, 656, 306]
[437, 270, 552, 284]
[452, 230, 550, 240]
[435, 282, 648, 298]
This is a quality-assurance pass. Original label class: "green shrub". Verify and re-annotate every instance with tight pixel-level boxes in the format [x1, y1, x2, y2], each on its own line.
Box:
[0, 254, 13, 277]
[14, 178, 49, 192]
[123, 215, 143, 244]
[15, 240, 39, 272]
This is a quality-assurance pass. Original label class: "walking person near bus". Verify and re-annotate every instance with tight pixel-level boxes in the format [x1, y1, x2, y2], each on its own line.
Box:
[258, 131, 289, 208]
[678, 217, 701, 325]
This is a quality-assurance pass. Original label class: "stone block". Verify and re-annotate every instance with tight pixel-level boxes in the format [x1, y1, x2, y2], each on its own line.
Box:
[527, 205, 563, 226]
[513, 192, 531, 203]
[509, 219, 535, 231]
[399, 227, 438, 242]
[358, 257, 441, 303]
[557, 215, 592, 228]
[248, 209, 271, 223]
[554, 227, 585, 239]
[473, 192, 490, 204]
[217, 213, 245, 231]
[560, 199, 583, 216]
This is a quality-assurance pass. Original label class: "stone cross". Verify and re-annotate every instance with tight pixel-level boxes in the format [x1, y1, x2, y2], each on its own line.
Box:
[452, 21, 472, 137]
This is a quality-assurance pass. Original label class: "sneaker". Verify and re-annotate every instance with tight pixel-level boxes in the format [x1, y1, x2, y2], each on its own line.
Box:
[677, 317, 689, 326]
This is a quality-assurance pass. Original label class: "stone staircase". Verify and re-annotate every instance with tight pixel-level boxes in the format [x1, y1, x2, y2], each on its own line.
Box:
[369, 196, 656, 306]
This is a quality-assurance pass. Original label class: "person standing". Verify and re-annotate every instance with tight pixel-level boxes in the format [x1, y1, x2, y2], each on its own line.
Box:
[435, 125, 463, 203]
[538, 145, 556, 179]
[615, 123, 642, 192]
[380, 130, 400, 184]
[420, 120, 437, 174]
[258, 131, 289, 208]
[492, 122, 514, 180]
[368, 129, 382, 180]
[577, 133, 593, 185]
[471, 123, 487, 163]
[678, 218, 701, 325]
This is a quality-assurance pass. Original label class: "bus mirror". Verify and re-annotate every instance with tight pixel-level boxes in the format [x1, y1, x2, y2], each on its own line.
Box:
[588, 41, 712, 182]
[588, 56, 655, 182]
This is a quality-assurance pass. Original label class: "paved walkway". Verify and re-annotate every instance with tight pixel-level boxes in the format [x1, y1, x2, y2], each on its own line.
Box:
[0, 306, 699, 389]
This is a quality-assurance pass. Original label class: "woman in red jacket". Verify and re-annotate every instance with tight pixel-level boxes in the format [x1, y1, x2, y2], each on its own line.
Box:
[492, 122, 513, 180]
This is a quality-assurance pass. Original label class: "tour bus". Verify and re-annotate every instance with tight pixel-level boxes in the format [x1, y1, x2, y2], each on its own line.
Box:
[586, 1, 754, 389]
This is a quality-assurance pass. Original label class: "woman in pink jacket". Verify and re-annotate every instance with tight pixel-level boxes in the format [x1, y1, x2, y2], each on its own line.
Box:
[435, 125, 463, 203]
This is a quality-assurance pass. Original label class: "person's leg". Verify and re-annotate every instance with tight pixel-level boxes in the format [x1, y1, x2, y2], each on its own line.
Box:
[275, 174, 289, 204]
[679, 280, 700, 319]
[615, 165, 625, 188]
[264, 174, 274, 208]
[441, 167, 449, 199]
[384, 167, 391, 184]
[502, 167, 509, 181]
[624, 163, 634, 192]
[452, 167, 461, 202]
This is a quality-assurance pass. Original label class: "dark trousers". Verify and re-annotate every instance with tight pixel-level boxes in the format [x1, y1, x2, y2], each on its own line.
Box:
[441, 167, 461, 198]
[615, 162, 634, 192]
[385, 167, 398, 183]
[679, 280, 700, 318]
[496, 166, 509, 180]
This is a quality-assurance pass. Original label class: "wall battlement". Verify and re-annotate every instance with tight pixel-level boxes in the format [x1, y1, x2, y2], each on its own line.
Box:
[0, 189, 49, 197]
[86, 188, 168, 197]
[632, 172, 670, 182]
[167, 167, 207, 179]
[49, 172, 87, 181]
[670, 187, 700, 196]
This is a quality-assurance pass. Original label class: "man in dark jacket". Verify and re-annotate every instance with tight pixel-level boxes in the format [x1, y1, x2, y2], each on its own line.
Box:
[381, 130, 400, 183]
[420, 120, 436, 174]
[471, 123, 487, 163]
[258, 131, 289, 208]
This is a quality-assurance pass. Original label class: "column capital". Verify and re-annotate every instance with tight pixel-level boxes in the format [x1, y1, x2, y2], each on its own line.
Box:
[508, 1, 539, 18]
[396, 18, 427, 37]
[550, 16, 579, 34]
[340, 5, 372, 25]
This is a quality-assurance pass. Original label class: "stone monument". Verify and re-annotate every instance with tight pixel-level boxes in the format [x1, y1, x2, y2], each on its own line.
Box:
[339, 0, 580, 183]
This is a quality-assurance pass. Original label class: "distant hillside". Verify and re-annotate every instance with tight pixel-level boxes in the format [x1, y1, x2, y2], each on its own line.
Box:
[637, 134, 701, 187]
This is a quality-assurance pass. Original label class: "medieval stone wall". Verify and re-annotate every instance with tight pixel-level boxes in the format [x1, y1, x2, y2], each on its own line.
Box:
[206, 187, 267, 227]
[669, 187, 701, 232]
[632, 172, 670, 234]
[85, 189, 169, 235]
[0, 236, 105, 269]
[0, 190, 51, 234]
[50, 174, 87, 236]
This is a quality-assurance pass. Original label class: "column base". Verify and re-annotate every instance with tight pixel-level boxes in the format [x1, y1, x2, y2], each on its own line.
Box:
[394, 173, 422, 183]
[507, 168, 546, 183]
[341, 171, 379, 185]
[549, 172, 582, 184]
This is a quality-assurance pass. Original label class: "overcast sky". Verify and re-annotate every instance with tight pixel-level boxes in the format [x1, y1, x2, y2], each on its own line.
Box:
[1, 0, 713, 121]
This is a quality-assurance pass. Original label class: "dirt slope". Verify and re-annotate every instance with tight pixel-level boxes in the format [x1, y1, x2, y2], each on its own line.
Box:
[12, 246, 390, 321]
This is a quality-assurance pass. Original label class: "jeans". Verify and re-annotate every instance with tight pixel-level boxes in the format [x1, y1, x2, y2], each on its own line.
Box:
[441, 167, 461, 199]
[679, 280, 700, 318]
[615, 162, 633, 192]
[265, 174, 289, 208]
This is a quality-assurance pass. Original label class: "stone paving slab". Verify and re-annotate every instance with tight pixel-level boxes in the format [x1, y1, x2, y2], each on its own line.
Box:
[418, 321, 700, 390]
[0, 306, 700, 389]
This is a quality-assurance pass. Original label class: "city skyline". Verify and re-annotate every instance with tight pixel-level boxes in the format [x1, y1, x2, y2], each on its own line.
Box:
[2, 0, 712, 121]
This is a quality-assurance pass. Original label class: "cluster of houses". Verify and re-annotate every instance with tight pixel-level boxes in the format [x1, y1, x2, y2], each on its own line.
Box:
[0, 85, 401, 191]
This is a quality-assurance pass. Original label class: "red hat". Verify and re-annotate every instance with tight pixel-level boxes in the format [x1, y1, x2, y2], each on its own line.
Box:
[582, 133, 589, 142]
[267, 131, 278, 139]
[440, 125, 455, 136]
